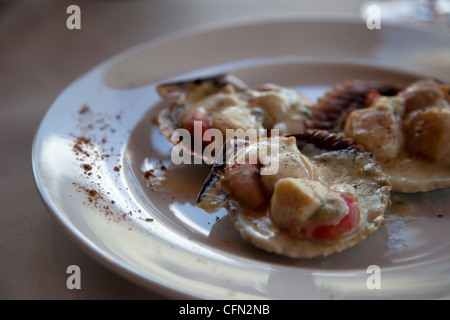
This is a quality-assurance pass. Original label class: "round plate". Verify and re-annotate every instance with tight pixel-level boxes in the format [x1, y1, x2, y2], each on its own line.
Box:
[32, 18, 450, 299]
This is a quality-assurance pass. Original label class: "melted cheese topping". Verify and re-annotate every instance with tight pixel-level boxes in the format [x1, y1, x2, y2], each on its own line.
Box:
[176, 83, 311, 138]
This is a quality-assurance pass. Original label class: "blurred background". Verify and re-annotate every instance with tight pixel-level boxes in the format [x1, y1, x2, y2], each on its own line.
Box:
[0, 0, 448, 299]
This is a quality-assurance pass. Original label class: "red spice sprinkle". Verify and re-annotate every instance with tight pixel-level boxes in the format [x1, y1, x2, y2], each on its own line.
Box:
[71, 107, 141, 224]
[78, 105, 91, 114]
[143, 169, 154, 179]
[76, 136, 91, 144]
[72, 136, 92, 158]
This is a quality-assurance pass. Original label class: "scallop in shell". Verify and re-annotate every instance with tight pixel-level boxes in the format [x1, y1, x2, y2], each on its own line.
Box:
[156, 74, 313, 164]
[310, 79, 450, 193]
[197, 130, 391, 258]
[308, 80, 405, 132]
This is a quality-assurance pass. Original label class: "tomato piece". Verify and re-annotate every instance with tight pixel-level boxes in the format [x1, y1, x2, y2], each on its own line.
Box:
[309, 193, 358, 241]
[365, 90, 381, 107]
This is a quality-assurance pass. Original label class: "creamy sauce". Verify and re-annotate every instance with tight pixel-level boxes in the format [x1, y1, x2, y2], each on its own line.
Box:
[198, 136, 391, 258]
[379, 152, 450, 193]
[170, 78, 312, 139]
[344, 80, 450, 192]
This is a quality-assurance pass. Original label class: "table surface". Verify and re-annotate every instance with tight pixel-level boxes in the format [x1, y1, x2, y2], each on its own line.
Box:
[1, 0, 447, 300]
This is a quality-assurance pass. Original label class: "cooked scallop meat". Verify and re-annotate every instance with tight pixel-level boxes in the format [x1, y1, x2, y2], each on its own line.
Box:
[308, 80, 405, 132]
[197, 131, 391, 258]
[157, 74, 313, 163]
[312, 79, 450, 193]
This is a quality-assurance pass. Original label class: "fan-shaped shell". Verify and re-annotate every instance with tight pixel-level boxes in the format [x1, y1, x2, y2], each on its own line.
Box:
[197, 130, 391, 258]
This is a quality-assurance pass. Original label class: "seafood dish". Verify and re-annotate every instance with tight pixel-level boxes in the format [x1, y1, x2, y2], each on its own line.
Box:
[153, 74, 449, 258]
[157, 74, 313, 163]
[310, 79, 450, 192]
[197, 131, 391, 258]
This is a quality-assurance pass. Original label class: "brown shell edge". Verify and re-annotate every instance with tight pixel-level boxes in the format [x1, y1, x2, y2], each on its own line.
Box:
[307, 80, 405, 132]
[156, 73, 248, 99]
[157, 102, 216, 164]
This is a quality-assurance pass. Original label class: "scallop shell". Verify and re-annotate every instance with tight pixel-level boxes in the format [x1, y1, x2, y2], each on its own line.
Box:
[156, 73, 312, 164]
[157, 74, 248, 164]
[307, 80, 405, 132]
[197, 130, 392, 258]
[309, 79, 450, 193]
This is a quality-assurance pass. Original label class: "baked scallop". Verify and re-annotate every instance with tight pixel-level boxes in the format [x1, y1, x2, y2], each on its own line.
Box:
[308, 80, 405, 132]
[197, 130, 391, 258]
[310, 79, 450, 193]
[156, 74, 313, 163]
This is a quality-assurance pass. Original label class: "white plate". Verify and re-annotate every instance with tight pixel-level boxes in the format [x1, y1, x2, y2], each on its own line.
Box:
[32, 18, 450, 299]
